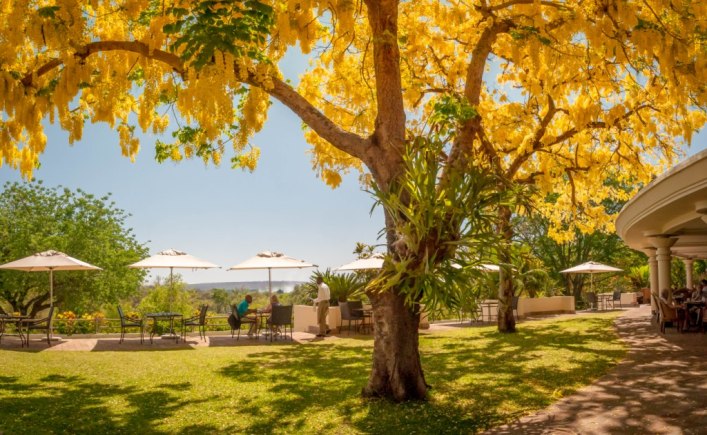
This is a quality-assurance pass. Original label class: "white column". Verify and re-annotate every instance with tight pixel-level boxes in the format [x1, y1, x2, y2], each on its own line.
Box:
[642, 248, 659, 311]
[683, 258, 694, 289]
[651, 237, 677, 302]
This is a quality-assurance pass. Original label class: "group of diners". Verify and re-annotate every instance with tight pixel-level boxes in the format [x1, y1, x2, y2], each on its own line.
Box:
[658, 279, 707, 333]
[234, 294, 283, 338]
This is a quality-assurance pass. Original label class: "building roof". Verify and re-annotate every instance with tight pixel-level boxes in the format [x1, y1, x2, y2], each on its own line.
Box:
[615, 148, 707, 259]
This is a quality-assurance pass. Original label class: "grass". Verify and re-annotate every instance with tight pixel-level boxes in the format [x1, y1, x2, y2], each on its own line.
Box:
[0, 312, 624, 434]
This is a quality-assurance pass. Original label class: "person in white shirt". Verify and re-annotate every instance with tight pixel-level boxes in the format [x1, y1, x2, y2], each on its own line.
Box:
[313, 277, 331, 337]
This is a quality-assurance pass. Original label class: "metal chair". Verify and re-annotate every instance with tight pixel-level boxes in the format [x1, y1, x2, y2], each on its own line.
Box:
[339, 302, 362, 335]
[182, 304, 208, 341]
[587, 292, 598, 310]
[268, 305, 293, 341]
[22, 306, 55, 347]
[117, 305, 144, 344]
[229, 305, 256, 340]
[347, 300, 372, 333]
[611, 290, 622, 309]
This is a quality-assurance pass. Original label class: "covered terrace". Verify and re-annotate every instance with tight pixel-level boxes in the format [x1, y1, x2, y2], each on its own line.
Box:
[616, 148, 707, 305]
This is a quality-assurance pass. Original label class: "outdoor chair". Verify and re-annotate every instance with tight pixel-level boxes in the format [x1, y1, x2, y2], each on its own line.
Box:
[229, 305, 256, 340]
[611, 290, 622, 309]
[658, 297, 682, 334]
[348, 300, 372, 333]
[182, 304, 208, 341]
[117, 305, 144, 344]
[22, 306, 55, 347]
[479, 300, 499, 322]
[268, 305, 293, 342]
[587, 292, 598, 310]
[339, 302, 363, 335]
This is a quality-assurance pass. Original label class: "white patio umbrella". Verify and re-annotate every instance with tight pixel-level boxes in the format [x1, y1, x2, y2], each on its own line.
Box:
[0, 250, 101, 312]
[336, 253, 385, 271]
[451, 262, 501, 272]
[228, 251, 317, 297]
[128, 249, 219, 312]
[560, 261, 623, 294]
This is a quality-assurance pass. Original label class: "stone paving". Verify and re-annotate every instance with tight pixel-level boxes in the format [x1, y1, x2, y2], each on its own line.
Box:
[0, 329, 341, 350]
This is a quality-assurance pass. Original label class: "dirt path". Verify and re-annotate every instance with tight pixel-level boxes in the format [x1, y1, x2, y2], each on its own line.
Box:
[487, 305, 707, 434]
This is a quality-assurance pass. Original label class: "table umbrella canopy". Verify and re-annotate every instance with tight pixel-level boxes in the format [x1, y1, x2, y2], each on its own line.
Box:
[451, 262, 501, 272]
[336, 253, 385, 271]
[0, 250, 101, 272]
[0, 250, 101, 310]
[560, 261, 622, 298]
[129, 249, 219, 315]
[560, 261, 622, 274]
[128, 249, 219, 270]
[228, 251, 317, 296]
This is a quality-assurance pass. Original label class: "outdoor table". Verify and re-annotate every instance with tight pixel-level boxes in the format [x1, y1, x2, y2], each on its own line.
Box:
[146, 312, 183, 343]
[0, 315, 29, 346]
[255, 311, 271, 337]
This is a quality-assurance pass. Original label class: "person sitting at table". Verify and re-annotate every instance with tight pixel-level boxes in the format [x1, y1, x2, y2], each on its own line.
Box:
[262, 295, 282, 335]
[261, 294, 280, 313]
[237, 295, 258, 338]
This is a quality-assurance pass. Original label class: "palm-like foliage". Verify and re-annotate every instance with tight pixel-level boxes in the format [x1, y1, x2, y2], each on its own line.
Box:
[370, 137, 522, 313]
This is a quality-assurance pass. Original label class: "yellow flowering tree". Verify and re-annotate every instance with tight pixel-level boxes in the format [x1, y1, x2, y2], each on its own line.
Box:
[1, 0, 706, 400]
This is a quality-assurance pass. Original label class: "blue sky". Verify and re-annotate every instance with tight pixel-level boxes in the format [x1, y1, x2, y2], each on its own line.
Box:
[0, 52, 386, 285]
[1, 50, 706, 285]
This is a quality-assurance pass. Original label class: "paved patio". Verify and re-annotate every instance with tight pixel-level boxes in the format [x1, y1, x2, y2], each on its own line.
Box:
[487, 304, 707, 434]
[0, 329, 342, 350]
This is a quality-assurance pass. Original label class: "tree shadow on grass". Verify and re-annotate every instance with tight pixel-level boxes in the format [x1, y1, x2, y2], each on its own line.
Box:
[0, 374, 218, 434]
[213, 316, 625, 434]
[0, 315, 630, 434]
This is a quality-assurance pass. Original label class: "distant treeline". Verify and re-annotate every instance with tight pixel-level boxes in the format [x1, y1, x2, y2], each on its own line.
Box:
[186, 281, 304, 292]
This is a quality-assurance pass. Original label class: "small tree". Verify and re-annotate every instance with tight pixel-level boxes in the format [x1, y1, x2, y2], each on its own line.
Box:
[0, 181, 148, 316]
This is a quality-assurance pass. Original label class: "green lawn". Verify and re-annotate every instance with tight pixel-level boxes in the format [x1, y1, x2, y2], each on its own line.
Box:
[0, 313, 624, 434]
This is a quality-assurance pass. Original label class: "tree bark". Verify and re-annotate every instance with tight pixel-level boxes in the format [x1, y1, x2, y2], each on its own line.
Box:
[363, 290, 428, 401]
[497, 204, 516, 332]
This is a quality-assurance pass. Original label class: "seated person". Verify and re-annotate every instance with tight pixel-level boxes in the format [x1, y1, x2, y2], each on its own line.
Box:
[237, 295, 258, 337]
[261, 295, 280, 313]
[262, 295, 281, 334]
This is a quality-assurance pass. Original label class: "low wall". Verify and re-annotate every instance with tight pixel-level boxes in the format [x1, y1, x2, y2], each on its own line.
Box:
[597, 292, 639, 307]
[293, 304, 430, 333]
[517, 296, 575, 318]
[293, 305, 341, 333]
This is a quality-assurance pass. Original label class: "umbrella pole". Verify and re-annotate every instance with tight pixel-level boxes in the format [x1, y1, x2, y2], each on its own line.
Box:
[49, 268, 54, 312]
[268, 268, 272, 298]
[591, 274, 596, 310]
[49, 268, 57, 340]
[169, 267, 174, 313]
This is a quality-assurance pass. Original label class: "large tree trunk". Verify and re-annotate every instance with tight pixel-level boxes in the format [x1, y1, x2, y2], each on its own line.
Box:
[497, 205, 516, 332]
[363, 290, 427, 401]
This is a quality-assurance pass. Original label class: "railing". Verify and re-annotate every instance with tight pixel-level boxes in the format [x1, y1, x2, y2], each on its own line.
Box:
[51, 314, 233, 336]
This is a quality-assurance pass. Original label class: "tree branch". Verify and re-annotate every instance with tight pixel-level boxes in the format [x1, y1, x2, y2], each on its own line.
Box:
[451, 18, 515, 174]
[21, 40, 186, 88]
[506, 95, 557, 178]
[18, 40, 371, 166]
